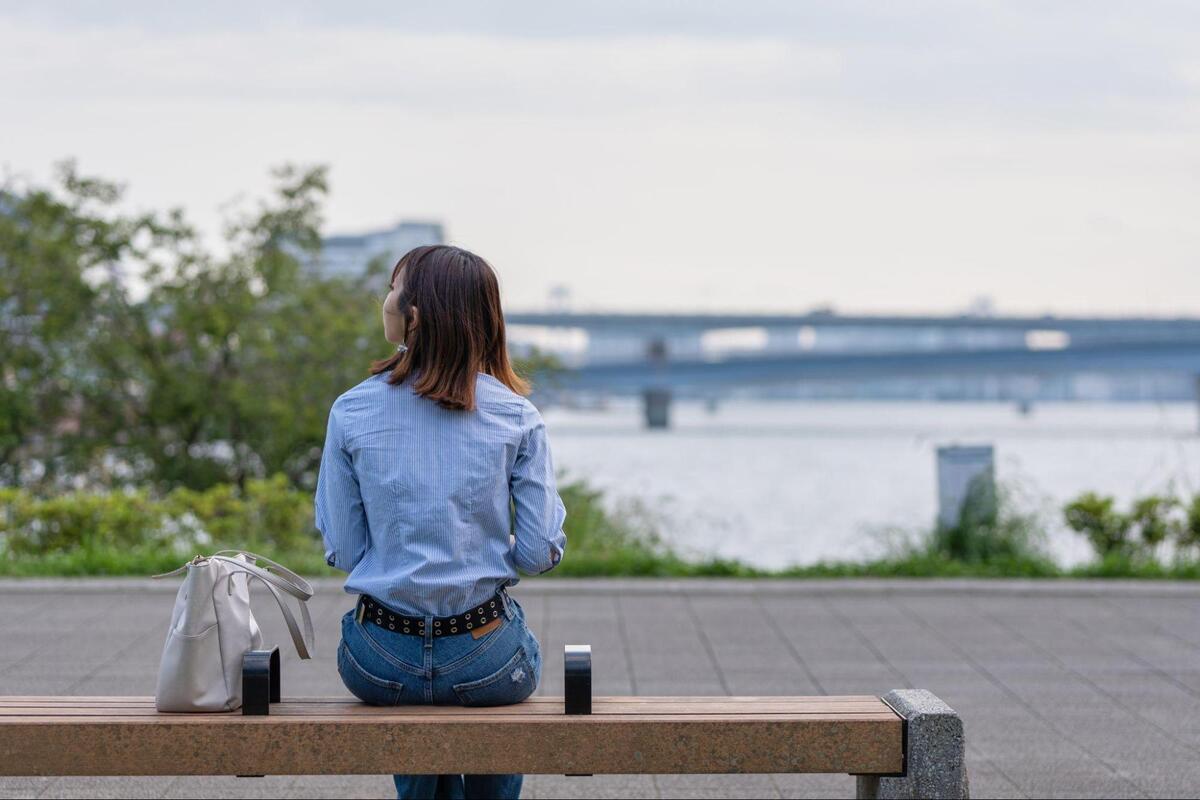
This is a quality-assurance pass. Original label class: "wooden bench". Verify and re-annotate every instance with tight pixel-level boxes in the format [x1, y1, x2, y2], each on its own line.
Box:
[0, 647, 969, 799]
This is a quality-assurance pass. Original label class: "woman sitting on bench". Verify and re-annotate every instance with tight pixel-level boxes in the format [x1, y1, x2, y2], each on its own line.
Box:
[315, 245, 568, 800]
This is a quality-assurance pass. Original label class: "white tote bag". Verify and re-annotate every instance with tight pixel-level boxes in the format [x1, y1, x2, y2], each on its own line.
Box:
[153, 551, 315, 712]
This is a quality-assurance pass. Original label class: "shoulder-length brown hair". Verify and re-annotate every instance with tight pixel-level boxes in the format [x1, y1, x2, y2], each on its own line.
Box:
[370, 245, 529, 410]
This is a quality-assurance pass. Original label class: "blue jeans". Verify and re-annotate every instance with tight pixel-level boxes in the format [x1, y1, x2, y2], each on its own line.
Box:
[337, 593, 541, 800]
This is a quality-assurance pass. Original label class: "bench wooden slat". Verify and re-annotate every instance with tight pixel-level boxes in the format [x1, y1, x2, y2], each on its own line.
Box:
[1, 694, 887, 705]
[0, 698, 895, 717]
[1, 705, 898, 719]
[0, 695, 904, 776]
[6, 713, 900, 724]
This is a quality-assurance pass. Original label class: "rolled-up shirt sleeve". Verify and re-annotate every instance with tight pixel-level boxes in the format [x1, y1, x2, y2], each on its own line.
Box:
[315, 402, 369, 573]
[510, 403, 567, 574]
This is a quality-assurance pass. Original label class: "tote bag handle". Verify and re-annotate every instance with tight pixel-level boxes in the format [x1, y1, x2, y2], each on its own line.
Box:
[210, 550, 314, 599]
[209, 555, 316, 660]
[153, 554, 316, 660]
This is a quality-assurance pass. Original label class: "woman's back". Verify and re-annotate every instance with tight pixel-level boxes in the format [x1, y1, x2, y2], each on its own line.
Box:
[318, 370, 565, 616]
[318, 244, 562, 799]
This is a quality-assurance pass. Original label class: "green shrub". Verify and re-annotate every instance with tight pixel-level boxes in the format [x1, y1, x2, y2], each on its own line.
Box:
[552, 479, 700, 576]
[1064, 492, 1133, 558]
[0, 477, 320, 572]
[160, 474, 315, 552]
[930, 479, 1046, 565]
[0, 474, 700, 577]
[1, 487, 166, 556]
[4, 475, 1199, 580]
[1182, 496, 1200, 551]
[1063, 491, 1200, 565]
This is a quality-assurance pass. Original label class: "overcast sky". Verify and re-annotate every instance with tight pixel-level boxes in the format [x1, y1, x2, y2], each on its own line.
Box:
[3, 1, 1199, 314]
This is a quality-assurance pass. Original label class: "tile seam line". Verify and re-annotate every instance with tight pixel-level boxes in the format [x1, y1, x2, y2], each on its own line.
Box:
[971, 597, 1200, 761]
[893, 595, 1151, 800]
[752, 593, 828, 696]
[612, 593, 640, 696]
[818, 594, 909, 688]
[964, 749, 1030, 799]
[1098, 594, 1200, 655]
[1066, 609, 1200, 703]
[682, 593, 733, 697]
[817, 595, 1030, 799]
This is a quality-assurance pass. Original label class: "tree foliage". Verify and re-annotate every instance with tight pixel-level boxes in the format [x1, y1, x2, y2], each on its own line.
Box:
[1, 163, 545, 493]
[1064, 491, 1200, 562]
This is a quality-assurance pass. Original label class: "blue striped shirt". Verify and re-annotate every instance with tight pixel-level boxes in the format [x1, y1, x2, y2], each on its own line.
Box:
[315, 371, 567, 616]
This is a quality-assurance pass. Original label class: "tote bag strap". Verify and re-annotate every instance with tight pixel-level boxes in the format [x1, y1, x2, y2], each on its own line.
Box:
[211, 556, 316, 660]
[210, 550, 313, 599]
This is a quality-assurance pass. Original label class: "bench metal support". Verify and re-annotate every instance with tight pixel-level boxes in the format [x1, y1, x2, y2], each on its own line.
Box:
[242, 647, 280, 717]
[238, 647, 280, 777]
[856, 690, 969, 800]
[564, 644, 593, 777]
[564, 644, 592, 715]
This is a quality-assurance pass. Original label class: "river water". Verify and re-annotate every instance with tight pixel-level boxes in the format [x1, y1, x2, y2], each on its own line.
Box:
[542, 400, 1200, 569]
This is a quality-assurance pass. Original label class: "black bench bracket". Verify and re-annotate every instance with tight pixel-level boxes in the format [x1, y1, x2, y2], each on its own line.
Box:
[564, 644, 591, 715]
[242, 647, 280, 716]
[564, 644, 593, 777]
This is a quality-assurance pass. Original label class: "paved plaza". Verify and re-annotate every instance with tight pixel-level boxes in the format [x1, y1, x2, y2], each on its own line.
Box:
[1, 578, 1199, 799]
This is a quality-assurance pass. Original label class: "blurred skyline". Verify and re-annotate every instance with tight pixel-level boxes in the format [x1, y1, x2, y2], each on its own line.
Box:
[3, 1, 1199, 314]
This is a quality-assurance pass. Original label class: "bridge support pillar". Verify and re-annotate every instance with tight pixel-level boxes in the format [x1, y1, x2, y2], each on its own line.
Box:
[642, 387, 671, 429]
[1195, 375, 1200, 435]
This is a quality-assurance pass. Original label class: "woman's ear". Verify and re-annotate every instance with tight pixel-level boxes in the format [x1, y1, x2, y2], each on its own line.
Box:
[409, 306, 420, 330]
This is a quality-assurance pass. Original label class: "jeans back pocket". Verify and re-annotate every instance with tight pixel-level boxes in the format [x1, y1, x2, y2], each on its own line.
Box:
[338, 641, 405, 706]
[452, 646, 537, 707]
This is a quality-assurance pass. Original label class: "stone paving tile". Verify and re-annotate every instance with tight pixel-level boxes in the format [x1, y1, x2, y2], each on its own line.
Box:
[160, 777, 301, 799]
[284, 776, 397, 799]
[524, 775, 660, 799]
[635, 678, 728, 696]
[958, 755, 1028, 799]
[655, 773, 778, 791]
[37, 776, 179, 798]
[769, 773, 857, 800]
[657, 789, 778, 799]
[0, 779, 53, 799]
[2, 581, 1200, 798]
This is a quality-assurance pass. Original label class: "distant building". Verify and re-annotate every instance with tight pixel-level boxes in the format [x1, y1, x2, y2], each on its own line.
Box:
[316, 221, 445, 279]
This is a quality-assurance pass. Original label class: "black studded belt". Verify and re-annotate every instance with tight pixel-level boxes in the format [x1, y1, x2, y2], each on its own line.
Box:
[355, 592, 506, 637]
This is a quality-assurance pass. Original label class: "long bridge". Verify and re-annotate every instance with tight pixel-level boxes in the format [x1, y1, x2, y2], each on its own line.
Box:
[508, 311, 1200, 340]
[505, 311, 1200, 428]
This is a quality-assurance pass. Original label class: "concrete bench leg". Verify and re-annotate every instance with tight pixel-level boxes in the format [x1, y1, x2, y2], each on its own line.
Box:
[857, 690, 969, 800]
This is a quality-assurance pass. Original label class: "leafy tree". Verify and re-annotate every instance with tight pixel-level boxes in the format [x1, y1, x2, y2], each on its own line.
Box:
[0, 162, 176, 487]
[3, 162, 554, 494]
[81, 164, 401, 491]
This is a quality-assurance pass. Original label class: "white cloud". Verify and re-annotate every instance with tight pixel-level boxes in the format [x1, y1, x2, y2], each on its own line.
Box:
[1177, 60, 1200, 88]
[1, 25, 842, 110]
[1, 7, 1198, 315]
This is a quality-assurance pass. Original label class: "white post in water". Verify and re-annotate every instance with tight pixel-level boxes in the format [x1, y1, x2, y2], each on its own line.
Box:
[936, 445, 996, 529]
